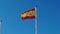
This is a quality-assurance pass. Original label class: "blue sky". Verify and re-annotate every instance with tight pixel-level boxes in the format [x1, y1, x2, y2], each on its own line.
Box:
[0, 0, 60, 34]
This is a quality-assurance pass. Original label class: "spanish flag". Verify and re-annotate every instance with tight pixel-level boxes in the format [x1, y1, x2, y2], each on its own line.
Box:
[21, 8, 35, 20]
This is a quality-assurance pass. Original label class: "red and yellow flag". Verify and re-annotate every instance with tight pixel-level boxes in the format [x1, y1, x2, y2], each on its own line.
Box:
[21, 8, 35, 20]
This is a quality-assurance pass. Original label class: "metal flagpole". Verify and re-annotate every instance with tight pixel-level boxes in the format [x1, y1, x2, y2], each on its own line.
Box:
[35, 5, 38, 34]
[0, 20, 2, 34]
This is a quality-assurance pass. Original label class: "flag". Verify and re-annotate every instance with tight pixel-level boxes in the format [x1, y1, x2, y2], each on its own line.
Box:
[21, 8, 35, 20]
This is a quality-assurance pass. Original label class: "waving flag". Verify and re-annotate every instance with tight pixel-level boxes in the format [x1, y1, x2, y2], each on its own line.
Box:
[21, 8, 35, 20]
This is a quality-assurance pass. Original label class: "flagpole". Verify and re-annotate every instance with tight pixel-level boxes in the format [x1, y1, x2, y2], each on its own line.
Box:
[35, 5, 38, 34]
[0, 20, 2, 34]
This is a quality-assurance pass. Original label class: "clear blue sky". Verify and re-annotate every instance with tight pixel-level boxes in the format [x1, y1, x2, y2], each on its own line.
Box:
[0, 0, 60, 34]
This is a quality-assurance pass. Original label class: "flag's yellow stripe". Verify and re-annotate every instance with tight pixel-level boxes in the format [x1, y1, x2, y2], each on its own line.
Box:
[21, 13, 27, 17]
[21, 11, 35, 18]
[27, 11, 35, 16]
